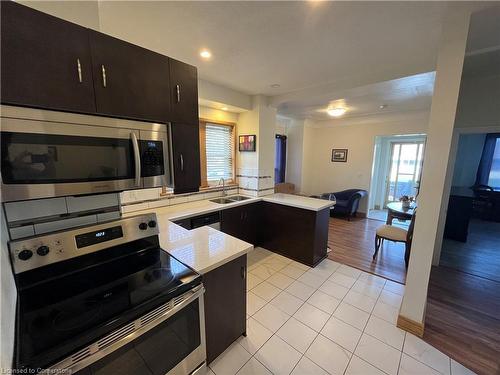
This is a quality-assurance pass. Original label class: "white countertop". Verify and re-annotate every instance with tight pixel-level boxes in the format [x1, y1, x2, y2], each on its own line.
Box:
[158, 220, 252, 274]
[125, 193, 333, 274]
[263, 193, 335, 211]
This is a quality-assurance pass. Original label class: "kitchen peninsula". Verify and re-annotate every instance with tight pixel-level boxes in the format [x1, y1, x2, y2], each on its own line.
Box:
[124, 193, 335, 363]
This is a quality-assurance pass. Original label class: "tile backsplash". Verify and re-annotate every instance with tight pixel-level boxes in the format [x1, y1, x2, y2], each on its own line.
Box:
[3, 183, 248, 240]
[119, 185, 239, 214]
[4, 193, 120, 240]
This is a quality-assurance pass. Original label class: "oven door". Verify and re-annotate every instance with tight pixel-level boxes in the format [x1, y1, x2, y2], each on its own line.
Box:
[44, 285, 206, 375]
[1, 117, 142, 201]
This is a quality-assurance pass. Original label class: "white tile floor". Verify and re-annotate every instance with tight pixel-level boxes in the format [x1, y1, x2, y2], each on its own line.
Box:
[207, 248, 476, 375]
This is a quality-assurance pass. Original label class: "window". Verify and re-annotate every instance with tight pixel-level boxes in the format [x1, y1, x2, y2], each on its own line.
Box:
[488, 137, 500, 188]
[199, 120, 235, 186]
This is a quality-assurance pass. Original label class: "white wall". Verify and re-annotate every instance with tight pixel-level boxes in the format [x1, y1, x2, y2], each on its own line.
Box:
[19, 1, 100, 30]
[451, 133, 485, 187]
[455, 74, 500, 129]
[199, 106, 238, 124]
[301, 111, 429, 213]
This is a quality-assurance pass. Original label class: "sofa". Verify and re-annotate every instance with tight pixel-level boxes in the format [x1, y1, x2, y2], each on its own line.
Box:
[318, 189, 368, 220]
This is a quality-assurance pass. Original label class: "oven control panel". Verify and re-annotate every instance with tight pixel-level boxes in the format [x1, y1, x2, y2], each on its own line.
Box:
[9, 213, 159, 274]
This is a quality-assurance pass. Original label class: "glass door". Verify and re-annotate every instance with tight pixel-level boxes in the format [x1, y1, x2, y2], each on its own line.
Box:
[384, 142, 425, 205]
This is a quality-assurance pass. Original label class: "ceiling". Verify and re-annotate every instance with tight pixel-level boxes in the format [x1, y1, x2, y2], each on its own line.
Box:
[277, 72, 435, 120]
[97, 1, 457, 97]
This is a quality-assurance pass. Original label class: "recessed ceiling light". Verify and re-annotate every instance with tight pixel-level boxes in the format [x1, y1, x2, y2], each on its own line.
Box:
[221, 107, 228, 111]
[199, 49, 212, 59]
[327, 107, 347, 117]
[379, 104, 388, 109]
[270, 83, 280, 88]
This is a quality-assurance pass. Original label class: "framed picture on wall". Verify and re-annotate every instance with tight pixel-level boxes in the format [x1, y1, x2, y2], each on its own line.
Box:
[239, 135, 256, 152]
[332, 149, 348, 162]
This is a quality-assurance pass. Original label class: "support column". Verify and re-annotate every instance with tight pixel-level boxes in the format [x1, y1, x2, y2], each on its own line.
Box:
[237, 95, 277, 196]
[397, 8, 471, 335]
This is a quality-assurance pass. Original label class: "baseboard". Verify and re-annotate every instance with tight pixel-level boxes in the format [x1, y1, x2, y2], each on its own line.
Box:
[357, 211, 367, 218]
[397, 314, 425, 337]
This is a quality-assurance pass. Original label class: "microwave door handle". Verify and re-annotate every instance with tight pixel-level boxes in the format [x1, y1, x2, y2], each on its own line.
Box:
[131, 132, 141, 187]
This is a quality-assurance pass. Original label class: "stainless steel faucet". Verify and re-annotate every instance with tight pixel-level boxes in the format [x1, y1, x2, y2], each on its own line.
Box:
[218, 178, 227, 196]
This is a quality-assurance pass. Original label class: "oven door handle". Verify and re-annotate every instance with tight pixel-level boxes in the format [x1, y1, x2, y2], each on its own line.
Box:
[131, 132, 141, 187]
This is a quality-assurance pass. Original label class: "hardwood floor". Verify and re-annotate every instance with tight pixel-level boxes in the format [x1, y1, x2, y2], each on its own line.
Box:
[327, 216, 407, 284]
[440, 219, 500, 283]
[425, 266, 500, 375]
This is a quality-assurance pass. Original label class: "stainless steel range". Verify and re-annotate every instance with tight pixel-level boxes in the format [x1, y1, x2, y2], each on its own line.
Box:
[9, 213, 206, 374]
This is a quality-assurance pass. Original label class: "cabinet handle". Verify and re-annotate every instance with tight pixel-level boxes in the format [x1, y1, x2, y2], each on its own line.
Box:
[77, 59, 82, 83]
[241, 266, 246, 279]
[180, 154, 184, 172]
[176, 84, 181, 103]
[101, 65, 107, 88]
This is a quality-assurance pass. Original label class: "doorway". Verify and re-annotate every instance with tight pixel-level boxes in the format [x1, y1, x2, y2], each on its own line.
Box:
[385, 141, 425, 204]
[368, 135, 426, 222]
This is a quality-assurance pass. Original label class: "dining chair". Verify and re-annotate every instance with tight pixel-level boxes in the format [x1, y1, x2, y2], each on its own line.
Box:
[373, 211, 416, 268]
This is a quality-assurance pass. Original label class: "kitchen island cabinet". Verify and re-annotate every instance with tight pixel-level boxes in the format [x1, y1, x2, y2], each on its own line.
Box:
[260, 202, 330, 267]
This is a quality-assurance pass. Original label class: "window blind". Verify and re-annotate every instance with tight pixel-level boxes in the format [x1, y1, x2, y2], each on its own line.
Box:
[206, 123, 234, 181]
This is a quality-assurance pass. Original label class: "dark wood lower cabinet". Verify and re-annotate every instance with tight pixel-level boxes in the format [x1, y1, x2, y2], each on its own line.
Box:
[444, 195, 473, 242]
[220, 203, 260, 245]
[259, 202, 330, 267]
[203, 255, 246, 364]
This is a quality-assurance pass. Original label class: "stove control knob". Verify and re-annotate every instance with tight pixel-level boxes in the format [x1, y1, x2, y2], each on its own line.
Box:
[139, 222, 148, 230]
[18, 249, 33, 261]
[148, 220, 157, 228]
[37, 245, 50, 256]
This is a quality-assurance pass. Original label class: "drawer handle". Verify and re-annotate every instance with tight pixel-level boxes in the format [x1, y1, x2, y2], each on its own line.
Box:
[180, 154, 184, 171]
[101, 65, 107, 88]
[176, 84, 181, 103]
[241, 266, 246, 279]
[77, 59, 82, 83]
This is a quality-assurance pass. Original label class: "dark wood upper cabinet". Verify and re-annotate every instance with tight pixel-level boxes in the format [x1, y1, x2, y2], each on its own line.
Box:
[169, 59, 199, 125]
[171, 122, 201, 194]
[89, 31, 171, 123]
[0, 1, 96, 113]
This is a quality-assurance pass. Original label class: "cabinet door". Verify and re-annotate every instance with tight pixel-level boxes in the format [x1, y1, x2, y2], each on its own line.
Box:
[171, 123, 201, 194]
[1, 2, 96, 113]
[203, 255, 246, 364]
[169, 59, 199, 125]
[221, 203, 260, 244]
[220, 205, 245, 239]
[89, 31, 171, 123]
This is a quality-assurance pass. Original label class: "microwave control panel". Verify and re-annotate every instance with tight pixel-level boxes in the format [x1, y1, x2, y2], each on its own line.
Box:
[140, 140, 165, 177]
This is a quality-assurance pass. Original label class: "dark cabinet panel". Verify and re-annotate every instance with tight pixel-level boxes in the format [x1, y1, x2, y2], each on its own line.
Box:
[1, 1, 96, 113]
[221, 203, 260, 245]
[169, 59, 199, 125]
[444, 195, 473, 242]
[89, 31, 171, 123]
[203, 255, 246, 364]
[260, 202, 329, 267]
[171, 123, 201, 194]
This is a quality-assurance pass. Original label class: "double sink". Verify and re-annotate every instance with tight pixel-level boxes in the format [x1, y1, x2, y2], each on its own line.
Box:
[210, 195, 251, 204]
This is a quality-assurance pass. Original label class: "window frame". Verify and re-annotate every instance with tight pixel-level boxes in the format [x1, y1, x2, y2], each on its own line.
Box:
[199, 118, 237, 188]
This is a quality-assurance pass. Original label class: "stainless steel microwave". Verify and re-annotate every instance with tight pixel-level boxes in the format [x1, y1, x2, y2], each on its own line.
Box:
[1, 106, 173, 202]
